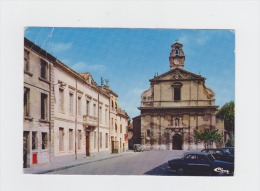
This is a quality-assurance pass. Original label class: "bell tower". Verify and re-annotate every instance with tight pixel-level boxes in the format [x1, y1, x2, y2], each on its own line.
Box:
[169, 42, 185, 70]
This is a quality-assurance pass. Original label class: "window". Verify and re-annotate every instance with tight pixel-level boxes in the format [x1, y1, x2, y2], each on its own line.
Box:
[42, 132, 48, 150]
[32, 132, 37, 150]
[69, 92, 74, 114]
[59, 128, 64, 151]
[69, 129, 73, 151]
[111, 101, 114, 109]
[120, 124, 122, 133]
[93, 103, 96, 117]
[99, 106, 102, 122]
[78, 96, 82, 116]
[40, 59, 48, 80]
[59, 88, 64, 113]
[175, 48, 179, 56]
[78, 130, 82, 150]
[99, 132, 102, 148]
[198, 155, 207, 161]
[105, 133, 108, 148]
[185, 154, 197, 160]
[94, 132, 97, 149]
[105, 109, 108, 123]
[173, 87, 181, 101]
[24, 49, 30, 72]
[147, 129, 151, 137]
[115, 123, 117, 132]
[24, 87, 30, 117]
[172, 83, 182, 101]
[120, 138, 121, 149]
[86, 100, 89, 116]
[41, 93, 48, 120]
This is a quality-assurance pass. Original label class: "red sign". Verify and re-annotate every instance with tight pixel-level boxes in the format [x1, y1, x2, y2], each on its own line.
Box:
[124, 134, 128, 141]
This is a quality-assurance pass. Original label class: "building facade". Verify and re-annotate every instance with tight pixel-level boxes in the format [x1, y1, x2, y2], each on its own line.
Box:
[23, 40, 54, 167]
[139, 42, 224, 150]
[24, 38, 129, 168]
[102, 86, 130, 153]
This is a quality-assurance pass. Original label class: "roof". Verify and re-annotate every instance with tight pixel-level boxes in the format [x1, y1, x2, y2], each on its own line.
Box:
[171, 42, 183, 47]
[184, 152, 210, 156]
[150, 67, 205, 83]
[24, 37, 110, 98]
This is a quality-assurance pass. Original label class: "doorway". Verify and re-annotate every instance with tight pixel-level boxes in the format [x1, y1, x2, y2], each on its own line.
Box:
[172, 133, 182, 150]
[85, 132, 90, 156]
[23, 131, 29, 168]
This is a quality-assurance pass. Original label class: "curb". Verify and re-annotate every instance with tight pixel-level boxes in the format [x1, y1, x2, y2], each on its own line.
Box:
[29, 152, 132, 174]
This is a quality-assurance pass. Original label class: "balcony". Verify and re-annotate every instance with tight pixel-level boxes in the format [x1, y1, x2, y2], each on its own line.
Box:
[83, 115, 98, 130]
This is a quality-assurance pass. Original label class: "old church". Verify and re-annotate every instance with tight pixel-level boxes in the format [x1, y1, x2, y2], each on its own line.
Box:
[138, 42, 224, 150]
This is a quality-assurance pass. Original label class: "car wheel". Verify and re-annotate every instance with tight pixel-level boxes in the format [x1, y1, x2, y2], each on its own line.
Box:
[176, 168, 184, 175]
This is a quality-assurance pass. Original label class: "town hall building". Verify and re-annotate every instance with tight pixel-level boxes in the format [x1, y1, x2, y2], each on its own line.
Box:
[138, 42, 224, 150]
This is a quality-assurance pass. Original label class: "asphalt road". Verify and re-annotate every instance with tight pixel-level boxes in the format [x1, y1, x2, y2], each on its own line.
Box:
[48, 150, 185, 175]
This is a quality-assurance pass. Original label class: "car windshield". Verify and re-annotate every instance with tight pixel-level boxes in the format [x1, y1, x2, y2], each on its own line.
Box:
[207, 154, 215, 161]
[223, 150, 231, 154]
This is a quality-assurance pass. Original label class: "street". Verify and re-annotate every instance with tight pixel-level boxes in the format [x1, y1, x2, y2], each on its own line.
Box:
[48, 150, 185, 175]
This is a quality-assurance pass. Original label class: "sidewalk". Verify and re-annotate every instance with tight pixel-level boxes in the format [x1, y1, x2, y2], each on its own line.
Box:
[23, 151, 134, 174]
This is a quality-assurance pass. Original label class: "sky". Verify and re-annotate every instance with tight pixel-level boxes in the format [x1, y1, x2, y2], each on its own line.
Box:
[24, 28, 235, 119]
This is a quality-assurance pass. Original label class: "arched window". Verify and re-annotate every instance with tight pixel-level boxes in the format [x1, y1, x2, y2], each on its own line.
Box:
[175, 49, 180, 56]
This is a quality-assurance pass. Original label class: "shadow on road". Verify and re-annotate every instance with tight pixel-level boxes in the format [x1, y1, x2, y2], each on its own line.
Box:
[144, 162, 174, 176]
[144, 162, 213, 176]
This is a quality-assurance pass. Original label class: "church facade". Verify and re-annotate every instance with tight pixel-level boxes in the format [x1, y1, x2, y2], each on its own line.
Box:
[139, 42, 224, 150]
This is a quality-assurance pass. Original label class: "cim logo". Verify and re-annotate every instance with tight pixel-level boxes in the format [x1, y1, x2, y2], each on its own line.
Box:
[214, 167, 230, 174]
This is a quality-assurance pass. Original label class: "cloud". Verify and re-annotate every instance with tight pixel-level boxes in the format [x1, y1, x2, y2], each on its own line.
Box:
[132, 88, 145, 95]
[88, 64, 106, 72]
[49, 42, 72, 52]
[70, 61, 106, 73]
[178, 36, 189, 44]
[178, 31, 210, 47]
[196, 36, 210, 45]
[70, 62, 86, 72]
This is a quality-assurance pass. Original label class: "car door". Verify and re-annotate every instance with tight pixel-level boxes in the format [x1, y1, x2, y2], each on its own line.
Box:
[196, 154, 211, 174]
[183, 154, 198, 173]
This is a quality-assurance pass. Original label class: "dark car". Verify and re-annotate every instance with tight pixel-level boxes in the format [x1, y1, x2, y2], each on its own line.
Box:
[133, 144, 143, 152]
[220, 147, 234, 155]
[201, 148, 234, 163]
[168, 152, 234, 176]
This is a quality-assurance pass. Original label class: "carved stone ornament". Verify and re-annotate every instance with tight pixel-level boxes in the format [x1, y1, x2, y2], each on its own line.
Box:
[172, 70, 190, 80]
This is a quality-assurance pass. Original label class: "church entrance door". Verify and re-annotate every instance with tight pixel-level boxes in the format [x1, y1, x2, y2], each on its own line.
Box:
[172, 133, 182, 150]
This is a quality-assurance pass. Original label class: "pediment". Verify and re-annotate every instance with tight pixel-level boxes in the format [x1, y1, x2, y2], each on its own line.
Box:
[152, 68, 204, 81]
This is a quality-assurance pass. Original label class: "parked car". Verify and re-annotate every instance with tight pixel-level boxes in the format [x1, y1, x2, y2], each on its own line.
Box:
[168, 152, 234, 176]
[220, 147, 234, 155]
[201, 148, 234, 163]
[133, 144, 143, 152]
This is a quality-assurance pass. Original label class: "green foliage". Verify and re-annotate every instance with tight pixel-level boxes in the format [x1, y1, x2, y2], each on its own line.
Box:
[217, 101, 235, 133]
[194, 129, 222, 148]
[226, 139, 234, 147]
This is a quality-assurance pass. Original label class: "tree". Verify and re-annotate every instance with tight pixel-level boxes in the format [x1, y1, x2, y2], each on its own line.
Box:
[217, 101, 235, 146]
[216, 101, 235, 133]
[194, 129, 222, 149]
